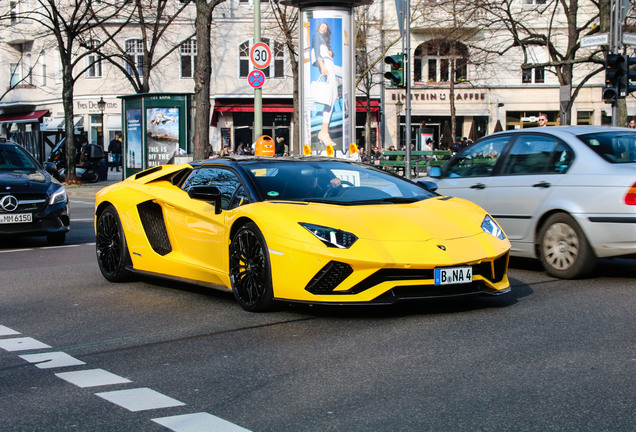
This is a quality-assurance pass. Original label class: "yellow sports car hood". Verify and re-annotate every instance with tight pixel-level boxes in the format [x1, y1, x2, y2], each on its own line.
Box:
[253, 196, 494, 243]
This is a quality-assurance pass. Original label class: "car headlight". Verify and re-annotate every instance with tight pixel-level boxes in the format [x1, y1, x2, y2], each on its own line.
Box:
[300, 223, 358, 249]
[49, 187, 68, 205]
[481, 215, 506, 240]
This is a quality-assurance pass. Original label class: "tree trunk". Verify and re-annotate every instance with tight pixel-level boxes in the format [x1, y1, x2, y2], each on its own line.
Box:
[193, 0, 214, 160]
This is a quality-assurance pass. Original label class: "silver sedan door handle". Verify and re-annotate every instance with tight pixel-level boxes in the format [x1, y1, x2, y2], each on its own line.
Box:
[533, 181, 551, 188]
[470, 183, 486, 189]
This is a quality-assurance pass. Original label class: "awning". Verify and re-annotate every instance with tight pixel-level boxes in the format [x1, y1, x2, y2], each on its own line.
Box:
[45, 116, 84, 130]
[0, 110, 49, 124]
[355, 99, 381, 112]
[213, 101, 293, 113]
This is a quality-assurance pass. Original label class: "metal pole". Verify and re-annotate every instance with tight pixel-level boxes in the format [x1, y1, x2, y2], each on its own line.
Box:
[612, 0, 619, 125]
[404, 0, 412, 179]
[254, 0, 263, 138]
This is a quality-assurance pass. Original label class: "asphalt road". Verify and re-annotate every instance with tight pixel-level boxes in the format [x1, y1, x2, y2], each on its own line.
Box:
[0, 189, 634, 431]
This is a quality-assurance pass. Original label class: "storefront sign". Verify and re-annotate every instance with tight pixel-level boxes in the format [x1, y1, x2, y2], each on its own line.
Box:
[391, 91, 486, 102]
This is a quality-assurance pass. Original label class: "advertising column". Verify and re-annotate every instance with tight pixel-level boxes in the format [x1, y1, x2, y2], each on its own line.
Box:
[300, 8, 354, 156]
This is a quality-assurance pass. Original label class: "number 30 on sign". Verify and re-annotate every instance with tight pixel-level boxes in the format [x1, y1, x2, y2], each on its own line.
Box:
[250, 42, 271, 70]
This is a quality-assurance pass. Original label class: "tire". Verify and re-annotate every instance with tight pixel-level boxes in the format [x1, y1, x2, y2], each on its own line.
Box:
[538, 213, 597, 279]
[229, 222, 275, 312]
[95, 205, 131, 282]
[47, 231, 66, 245]
[83, 169, 99, 183]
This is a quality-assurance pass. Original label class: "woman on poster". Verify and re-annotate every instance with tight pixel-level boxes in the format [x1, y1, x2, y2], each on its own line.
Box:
[311, 21, 339, 148]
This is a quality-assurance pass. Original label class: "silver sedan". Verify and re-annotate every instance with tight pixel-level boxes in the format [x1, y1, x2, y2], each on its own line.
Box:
[426, 126, 636, 279]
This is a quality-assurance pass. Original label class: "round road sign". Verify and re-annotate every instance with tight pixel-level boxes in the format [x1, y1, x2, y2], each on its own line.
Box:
[248, 69, 266, 88]
[250, 42, 272, 69]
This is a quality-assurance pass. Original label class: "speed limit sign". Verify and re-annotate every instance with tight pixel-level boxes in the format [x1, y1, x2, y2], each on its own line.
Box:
[250, 42, 272, 70]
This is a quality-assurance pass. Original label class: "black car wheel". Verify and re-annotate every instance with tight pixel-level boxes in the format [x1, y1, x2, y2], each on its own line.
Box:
[96, 205, 131, 282]
[229, 222, 275, 312]
[538, 212, 597, 279]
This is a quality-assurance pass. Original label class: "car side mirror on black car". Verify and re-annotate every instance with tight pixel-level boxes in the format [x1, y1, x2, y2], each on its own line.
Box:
[188, 185, 222, 214]
[44, 162, 58, 176]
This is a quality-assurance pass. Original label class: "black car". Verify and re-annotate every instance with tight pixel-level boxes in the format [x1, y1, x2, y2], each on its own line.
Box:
[0, 139, 70, 244]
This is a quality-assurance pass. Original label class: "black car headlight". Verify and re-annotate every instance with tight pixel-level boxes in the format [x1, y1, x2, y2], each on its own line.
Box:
[49, 187, 68, 205]
[481, 215, 506, 240]
[300, 223, 358, 249]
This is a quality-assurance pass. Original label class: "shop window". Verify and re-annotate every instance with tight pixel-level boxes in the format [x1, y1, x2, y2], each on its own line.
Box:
[577, 111, 593, 125]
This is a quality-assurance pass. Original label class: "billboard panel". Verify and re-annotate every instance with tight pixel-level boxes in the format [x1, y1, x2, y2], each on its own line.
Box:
[301, 8, 353, 155]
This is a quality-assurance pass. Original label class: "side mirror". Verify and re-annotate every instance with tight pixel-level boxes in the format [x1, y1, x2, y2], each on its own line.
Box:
[44, 162, 58, 176]
[188, 185, 222, 214]
[428, 166, 442, 178]
[416, 180, 438, 192]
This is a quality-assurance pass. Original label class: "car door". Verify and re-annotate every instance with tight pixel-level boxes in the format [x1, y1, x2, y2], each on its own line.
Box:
[480, 134, 574, 244]
[160, 166, 250, 281]
[435, 135, 511, 206]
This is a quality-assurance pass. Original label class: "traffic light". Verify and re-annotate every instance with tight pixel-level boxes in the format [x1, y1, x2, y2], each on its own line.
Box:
[384, 53, 405, 87]
[603, 54, 636, 102]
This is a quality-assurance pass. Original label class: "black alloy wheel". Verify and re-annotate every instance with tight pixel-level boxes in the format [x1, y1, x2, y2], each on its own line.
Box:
[96, 205, 131, 282]
[229, 222, 274, 312]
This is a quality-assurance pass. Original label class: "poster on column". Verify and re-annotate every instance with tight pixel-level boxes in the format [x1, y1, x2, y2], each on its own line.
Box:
[301, 8, 352, 155]
[146, 107, 180, 166]
[126, 109, 142, 169]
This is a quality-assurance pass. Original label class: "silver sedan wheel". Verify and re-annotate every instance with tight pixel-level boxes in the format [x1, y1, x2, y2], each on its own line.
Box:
[542, 222, 579, 271]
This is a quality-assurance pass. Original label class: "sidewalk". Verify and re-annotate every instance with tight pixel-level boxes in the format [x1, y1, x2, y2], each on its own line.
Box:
[64, 171, 122, 199]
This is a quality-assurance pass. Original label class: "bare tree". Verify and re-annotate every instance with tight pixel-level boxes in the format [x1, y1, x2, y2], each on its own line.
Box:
[466, 0, 608, 125]
[97, 0, 193, 94]
[192, 0, 227, 161]
[2, 1, 133, 182]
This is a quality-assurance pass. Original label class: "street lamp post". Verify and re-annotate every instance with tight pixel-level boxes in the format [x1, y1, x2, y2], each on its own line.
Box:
[97, 97, 106, 149]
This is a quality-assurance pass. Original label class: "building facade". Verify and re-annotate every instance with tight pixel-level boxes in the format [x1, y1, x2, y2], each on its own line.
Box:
[0, 0, 632, 160]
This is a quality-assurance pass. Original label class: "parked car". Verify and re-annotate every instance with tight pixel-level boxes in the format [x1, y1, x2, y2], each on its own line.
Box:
[0, 139, 70, 244]
[94, 156, 511, 312]
[426, 126, 636, 279]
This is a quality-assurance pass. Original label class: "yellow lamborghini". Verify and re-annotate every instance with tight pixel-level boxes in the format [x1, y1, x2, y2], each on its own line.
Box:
[95, 157, 511, 312]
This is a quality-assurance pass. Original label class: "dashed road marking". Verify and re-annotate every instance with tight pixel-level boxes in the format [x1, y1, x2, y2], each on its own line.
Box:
[96, 387, 186, 412]
[1, 324, 253, 431]
[153, 412, 253, 432]
[19, 351, 86, 369]
[56, 368, 132, 388]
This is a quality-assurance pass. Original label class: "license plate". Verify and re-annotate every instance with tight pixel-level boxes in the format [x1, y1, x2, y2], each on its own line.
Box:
[434, 266, 472, 285]
[0, 213, 33, 224]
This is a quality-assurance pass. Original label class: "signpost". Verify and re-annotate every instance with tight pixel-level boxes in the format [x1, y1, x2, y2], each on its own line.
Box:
[250, 42, 272, 70]
[580, 33, 609, 48]
[248, 70, 266, 89]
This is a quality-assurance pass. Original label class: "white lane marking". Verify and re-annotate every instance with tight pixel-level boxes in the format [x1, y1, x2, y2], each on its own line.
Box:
[153, 412, 252, 432]
[19, 352, 86, 369]
[0, 337, 51, 352]
[0, 243, 95, 254]
[55, 368, 132, 388]
[96, 388, 186, 412]
[0, 325, 20, 336]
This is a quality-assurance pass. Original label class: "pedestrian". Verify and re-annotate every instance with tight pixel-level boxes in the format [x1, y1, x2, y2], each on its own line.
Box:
[538, 113, 548, 127]
[275, 136, 286, 157]
[108, 132, 122, 172]
[628, 119, 636, 128]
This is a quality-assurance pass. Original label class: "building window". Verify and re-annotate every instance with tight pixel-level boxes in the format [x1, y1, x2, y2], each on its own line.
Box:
[39, 51, 46, 86]
[238, 38, 285, 79]
[522, 45, 545, 84]
[522, 66, 545, 83]
[9, 63, 21, 87]
[414, 40, 468, 84]
[125, 39, 144, 76]
[522, 0, 547, 5]
[577, 110, 593, 125]
[86, 40, 102, 78]
[10, 1, 19, 24]
[180, 39, 197, 79]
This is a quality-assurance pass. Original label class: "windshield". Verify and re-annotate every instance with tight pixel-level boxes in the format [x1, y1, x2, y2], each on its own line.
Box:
[245, 159, 437, 204]
[578, 131, 636, 163]
[0, 144, 38, 172]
